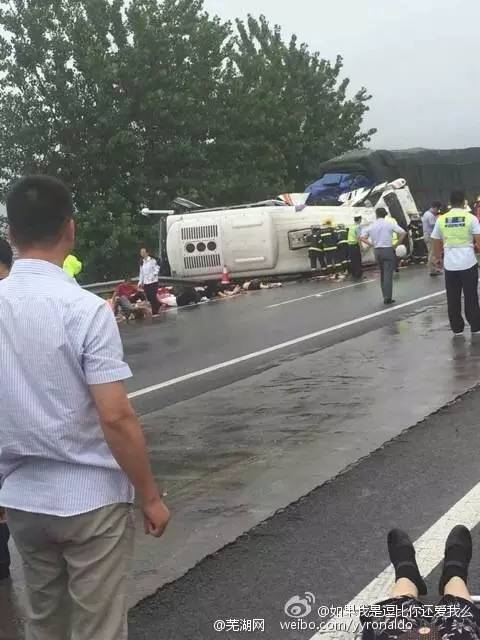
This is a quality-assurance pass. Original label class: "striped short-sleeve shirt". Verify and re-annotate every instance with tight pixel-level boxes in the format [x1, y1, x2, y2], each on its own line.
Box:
[0, 259, 134, 516]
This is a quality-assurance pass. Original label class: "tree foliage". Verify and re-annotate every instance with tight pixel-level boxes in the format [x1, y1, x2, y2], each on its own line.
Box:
[0, 0, 376, 281]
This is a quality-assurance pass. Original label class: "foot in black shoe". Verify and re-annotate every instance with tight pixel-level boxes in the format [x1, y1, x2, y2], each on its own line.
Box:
[0, 563, 10, 581]
[439, 525, 472, 595]
[384, 299, 396, 305]
[387, 528, 427, 595]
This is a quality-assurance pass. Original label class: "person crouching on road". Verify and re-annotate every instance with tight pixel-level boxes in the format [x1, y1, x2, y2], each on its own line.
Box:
[361, 208, 407, 305]
[113, 277, 146, 320]
[431, 190, 480, 336]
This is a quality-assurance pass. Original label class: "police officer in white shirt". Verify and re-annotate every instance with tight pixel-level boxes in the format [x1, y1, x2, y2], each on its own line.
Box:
[431, 190, 480, 335]
[361, 208, 407, 305]
[139, 247, 160, 315]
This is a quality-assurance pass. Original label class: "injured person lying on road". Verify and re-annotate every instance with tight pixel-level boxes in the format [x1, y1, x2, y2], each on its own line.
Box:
[242, 279, 282, 291]
[360, 526, 480, 640]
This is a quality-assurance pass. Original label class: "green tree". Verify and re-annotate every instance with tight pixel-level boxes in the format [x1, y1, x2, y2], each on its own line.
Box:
[216, 15, 376, 196]
[0, 0, 150, 279]
[0, 1, 375, 281]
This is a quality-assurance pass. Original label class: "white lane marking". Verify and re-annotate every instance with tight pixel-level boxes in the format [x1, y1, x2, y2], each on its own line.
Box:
[309, 481, 480, 640]
[127, 290, 445, 399]
[266, 280, 376, 309]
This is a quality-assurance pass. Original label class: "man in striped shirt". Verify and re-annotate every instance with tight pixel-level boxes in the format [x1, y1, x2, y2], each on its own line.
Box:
[0, 176, 170, 640]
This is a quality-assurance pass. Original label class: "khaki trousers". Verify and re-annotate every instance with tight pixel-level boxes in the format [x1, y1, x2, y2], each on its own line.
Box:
[7, 503, 134, 640]
[424, 235, 441, 274]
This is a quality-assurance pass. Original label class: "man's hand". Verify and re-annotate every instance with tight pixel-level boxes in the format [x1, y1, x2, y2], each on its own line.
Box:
[142, 496, 170, 537]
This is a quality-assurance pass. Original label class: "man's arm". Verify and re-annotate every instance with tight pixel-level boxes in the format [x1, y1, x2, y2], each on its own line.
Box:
[90, 382, 170, 537]
[431, 237, 442, 258]
[360, 227, 373, 247]
[472, 217, 480, 251]
[83, 303, 169, 537]
[430, 221, 444, 267]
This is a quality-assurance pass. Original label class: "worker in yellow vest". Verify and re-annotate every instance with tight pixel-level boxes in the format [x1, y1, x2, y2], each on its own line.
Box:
[63, 254, 82, 279]
[347, 215, 363, 279]
[431, 190, 480, 335]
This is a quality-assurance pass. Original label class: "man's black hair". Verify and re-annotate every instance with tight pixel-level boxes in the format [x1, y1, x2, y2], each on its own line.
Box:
[376, 207, 388, 218]
[450, 190, 466, 208]
[432, 201, 442, 210]
[0, 237, 13, 270]
[6, 175, 73, 248]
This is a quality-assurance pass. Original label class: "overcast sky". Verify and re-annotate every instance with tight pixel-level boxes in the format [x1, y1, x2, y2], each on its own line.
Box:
[205, 0, 480, 150]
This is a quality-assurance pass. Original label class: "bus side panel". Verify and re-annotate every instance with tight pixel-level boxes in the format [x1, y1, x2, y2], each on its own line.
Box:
[222, 211, 279, 273]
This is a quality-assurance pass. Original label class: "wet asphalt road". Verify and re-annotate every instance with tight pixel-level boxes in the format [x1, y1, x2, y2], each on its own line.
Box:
[5, 265, 480, 640]
[128, 384, 480, 640]
[125, 267, 444, 414]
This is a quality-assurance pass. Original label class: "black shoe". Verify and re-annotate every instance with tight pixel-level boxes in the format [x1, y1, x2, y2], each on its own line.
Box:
[0, 563, 10, 581]
[384, 299, 396, 305]
[439, 525, 472, 595]
[387, 529, 427, 596]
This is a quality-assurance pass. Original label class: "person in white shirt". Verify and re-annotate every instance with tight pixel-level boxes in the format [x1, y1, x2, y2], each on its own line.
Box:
[361, 208, 407, 305]
[1, 176, 170, 639]
[422, 201, 442, 276]
[139, 247, 160, 315]
[431, 190, 480, 335]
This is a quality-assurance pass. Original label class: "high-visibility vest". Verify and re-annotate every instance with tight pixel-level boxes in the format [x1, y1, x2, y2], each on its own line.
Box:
[438, 210, 475, 248]
[385, 215, 399, 246]
[348, 225, 359, 245]
[63, 254, 82, 278]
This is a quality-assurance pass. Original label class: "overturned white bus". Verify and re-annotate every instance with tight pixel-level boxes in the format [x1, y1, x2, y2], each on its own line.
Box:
[161, 179, 419, 281]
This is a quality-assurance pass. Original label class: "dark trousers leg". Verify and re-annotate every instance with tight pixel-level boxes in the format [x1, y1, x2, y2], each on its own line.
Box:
[348, 245, 362, 279]
[461, 265, 480, 332]
[309, 250, 319, 270]
[0, 522, 10, 575]
[445, 269, 465, 333]
[144, 282, 160, 315]
[375, 251, 386, 298]
[382, 252, 395, 300]
[325, 250, 336, 275]
[375, 248, 395, 300]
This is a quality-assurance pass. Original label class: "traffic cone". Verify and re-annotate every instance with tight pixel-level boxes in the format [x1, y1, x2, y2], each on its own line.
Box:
[221, 265, 231, 285]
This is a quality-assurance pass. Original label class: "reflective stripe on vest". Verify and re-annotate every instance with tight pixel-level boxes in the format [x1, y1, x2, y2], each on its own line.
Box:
[438, 212, 473, 248]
